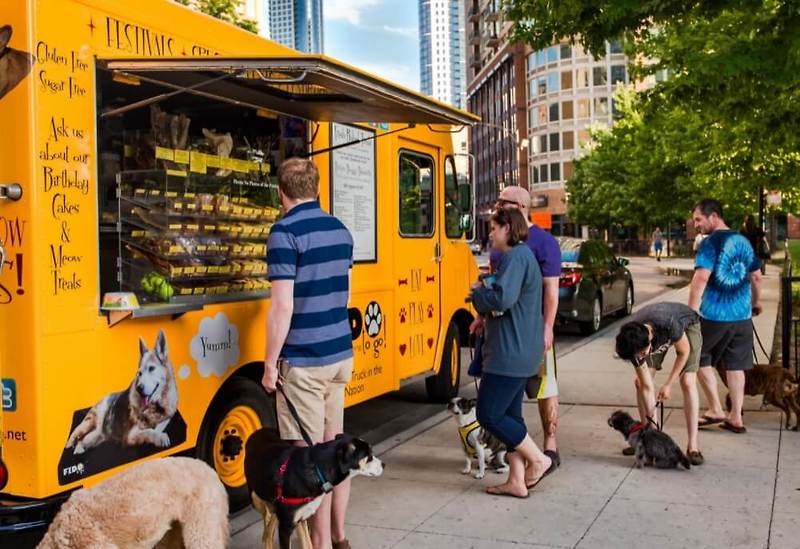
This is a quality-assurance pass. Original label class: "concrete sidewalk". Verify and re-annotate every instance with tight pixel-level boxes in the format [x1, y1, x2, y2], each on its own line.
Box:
[232, 260, 798, 549]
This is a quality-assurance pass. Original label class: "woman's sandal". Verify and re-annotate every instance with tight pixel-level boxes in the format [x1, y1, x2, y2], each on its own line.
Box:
[698, 415, 725, 427]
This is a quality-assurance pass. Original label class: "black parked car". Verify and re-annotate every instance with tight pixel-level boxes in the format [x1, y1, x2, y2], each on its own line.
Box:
[556, 238, 634, 334]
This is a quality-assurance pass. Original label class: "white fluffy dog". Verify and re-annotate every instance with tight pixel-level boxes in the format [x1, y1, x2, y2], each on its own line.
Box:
[38, 457, 229, 549]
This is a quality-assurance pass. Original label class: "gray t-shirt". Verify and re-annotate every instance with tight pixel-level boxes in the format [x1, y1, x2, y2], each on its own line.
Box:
[471, 243, 544, 377]
[633, 302, 700, 355]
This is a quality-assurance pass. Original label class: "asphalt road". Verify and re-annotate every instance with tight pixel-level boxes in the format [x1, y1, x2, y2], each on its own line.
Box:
[343, 255, 692, 444]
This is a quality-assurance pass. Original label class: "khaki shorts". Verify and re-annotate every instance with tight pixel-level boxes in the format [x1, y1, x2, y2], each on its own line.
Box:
[646, 321, 701, 375]
[277, 357, 353, 442]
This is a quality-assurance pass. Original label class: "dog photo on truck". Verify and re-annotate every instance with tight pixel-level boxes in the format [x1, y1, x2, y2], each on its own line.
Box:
[57, 330, 186, 484]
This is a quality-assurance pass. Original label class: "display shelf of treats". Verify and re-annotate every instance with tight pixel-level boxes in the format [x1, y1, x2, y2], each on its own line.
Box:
[113, 169, 277, 312]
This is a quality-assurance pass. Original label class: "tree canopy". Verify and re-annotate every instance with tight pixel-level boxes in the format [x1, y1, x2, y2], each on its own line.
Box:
[177, 0, 258, 33]
[506, 0, 800, 227]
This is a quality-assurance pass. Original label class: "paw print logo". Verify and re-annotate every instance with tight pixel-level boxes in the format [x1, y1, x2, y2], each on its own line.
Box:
[77, 463, 85, 475]
[427, 304, 434, 319]
[364, 302, 383, 337]
[399, 307, 407, 323]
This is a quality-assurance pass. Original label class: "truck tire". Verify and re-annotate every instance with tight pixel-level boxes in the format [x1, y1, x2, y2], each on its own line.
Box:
[425, 322, 461, 403]
[196, 376, 276, 512]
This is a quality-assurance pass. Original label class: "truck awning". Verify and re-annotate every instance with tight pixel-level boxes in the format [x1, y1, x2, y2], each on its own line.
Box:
[98, 56, 478, 126]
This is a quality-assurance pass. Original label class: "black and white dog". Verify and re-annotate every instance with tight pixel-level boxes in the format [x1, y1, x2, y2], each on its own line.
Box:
[447, 397, 508, 479]
[608, 410, 690, 470]
[244, 428, 383, 549]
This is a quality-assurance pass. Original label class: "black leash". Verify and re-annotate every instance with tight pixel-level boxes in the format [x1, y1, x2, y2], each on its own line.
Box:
[276, 383, 315, 448]
[646, 401, 664, 431]
[752, 323, 769, 363]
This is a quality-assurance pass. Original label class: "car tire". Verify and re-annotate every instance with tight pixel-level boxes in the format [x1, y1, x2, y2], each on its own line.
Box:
[617, 284, 634, 318]
[425, 322, 461, 403]
[580, 296, 602, 335]
[196, 376, 276, 512]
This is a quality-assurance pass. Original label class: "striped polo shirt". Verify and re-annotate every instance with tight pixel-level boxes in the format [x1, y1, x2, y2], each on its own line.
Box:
[267, 201, 354, 366]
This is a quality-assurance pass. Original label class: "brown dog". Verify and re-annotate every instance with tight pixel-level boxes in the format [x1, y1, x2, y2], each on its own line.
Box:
[0, 25, 34, 100]
[718, 363, 800, 430]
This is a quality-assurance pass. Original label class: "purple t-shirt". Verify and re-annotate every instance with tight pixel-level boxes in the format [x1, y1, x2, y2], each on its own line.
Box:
[490, 225, 561, 277]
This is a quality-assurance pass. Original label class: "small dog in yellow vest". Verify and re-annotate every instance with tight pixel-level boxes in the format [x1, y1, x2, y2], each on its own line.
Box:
[447, 397, 508, 479]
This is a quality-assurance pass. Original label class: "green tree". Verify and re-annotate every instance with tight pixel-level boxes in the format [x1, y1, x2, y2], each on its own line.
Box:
[177, 0, 258, 33]
[506, 0, 800, 222]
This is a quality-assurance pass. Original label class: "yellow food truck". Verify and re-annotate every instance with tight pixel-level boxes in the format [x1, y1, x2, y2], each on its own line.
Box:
[0, 0, 479, 537]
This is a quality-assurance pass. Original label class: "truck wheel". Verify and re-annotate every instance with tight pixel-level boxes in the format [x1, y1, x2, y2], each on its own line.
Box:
[197, 377, 276, 512]
[580, 296, 602, 335]
[425, 322, 461, 403]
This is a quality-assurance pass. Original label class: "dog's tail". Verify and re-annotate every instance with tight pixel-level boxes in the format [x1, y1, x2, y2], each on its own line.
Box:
[676, 448, 691, 470]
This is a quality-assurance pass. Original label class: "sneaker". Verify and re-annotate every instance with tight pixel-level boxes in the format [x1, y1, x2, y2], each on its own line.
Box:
[687, 449, 704, 466]
[622, 446, 635, 456]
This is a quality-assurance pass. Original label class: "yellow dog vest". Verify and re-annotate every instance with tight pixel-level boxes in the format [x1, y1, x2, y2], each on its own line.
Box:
[458, 420, 481, 457]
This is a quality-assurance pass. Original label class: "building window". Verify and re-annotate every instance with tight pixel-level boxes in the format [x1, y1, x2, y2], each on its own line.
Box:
[549, 132, 560, 151]
[609, 39, 624, 54]
[538, 104, 547, 126]
[593, 66, 607, 86]
[577, 98, 590, 118]
[539, 134, 548, 153]
[563, 131, 575, 150]
[577, 129, 591, 146]
[399, 151, 435, 236]
[563, 160, 574, 180]
[527, 52, 536, 72]
[611, 65, 626, 84]
[549, 102, 559, 122]
[546, 72, 560, 93]
[560, 44, 571, 59]
[550, 162, 561, 181]
[532, 165, 539, 183]
[594, 97, 609, 116]
[540, 163, 549, 182]
[576, 68, 589, 88]
[561, 100, 574, 119]
[537, 76, 547, 96]
[536, 49, 546, 67]
[561, 70, 573, 90]
[546, 46, 558, 63]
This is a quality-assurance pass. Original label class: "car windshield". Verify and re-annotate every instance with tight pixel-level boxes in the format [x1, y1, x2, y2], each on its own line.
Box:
[558, 238, 582, 263]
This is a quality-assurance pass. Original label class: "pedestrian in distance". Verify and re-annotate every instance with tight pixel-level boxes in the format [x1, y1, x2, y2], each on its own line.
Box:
[652, 227, 664, 261]
[689, 198, 762, 435]
[470, 207, 554, 498]
[615, 302, 705, 465]
[740, 214, 769, 275]
[477, 185, 562, 470]
[262, 158, 356, 549]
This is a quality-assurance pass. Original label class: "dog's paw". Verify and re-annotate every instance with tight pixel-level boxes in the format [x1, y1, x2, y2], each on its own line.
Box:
[156, 433, 171, 447]
[494, 466, 509, 474]
[73, 443, 86, 455]
[473, 471, 486, 479]
[461, 467, 471, 475]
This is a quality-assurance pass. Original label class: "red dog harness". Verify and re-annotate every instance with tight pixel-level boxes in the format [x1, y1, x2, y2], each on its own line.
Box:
[628, 422, 647, 435]
[275, 452, 333, 506]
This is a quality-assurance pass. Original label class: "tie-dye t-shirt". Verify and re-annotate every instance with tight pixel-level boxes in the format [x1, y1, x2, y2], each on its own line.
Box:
[695, 230, 761, 322]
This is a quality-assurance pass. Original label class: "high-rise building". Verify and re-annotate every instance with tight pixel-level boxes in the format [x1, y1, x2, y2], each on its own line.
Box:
[419, 0, 466, 108]
[465, 0, 641, 238]
[246, 0, 323, 53]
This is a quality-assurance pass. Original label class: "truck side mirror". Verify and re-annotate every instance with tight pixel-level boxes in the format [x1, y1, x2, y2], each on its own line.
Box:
[457, 182, 471, 212]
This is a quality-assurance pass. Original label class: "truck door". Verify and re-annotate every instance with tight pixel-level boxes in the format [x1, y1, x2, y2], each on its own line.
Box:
[394, 143, 441, 381]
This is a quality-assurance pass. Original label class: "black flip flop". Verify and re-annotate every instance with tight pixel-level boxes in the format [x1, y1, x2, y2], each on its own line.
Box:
[526, 455, 557, 489]
[719, 421, 747, 434]
[698, 415, 725, 427]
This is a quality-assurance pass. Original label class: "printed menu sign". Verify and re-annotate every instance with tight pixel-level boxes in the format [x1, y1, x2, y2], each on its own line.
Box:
[331, 123, 376, 262]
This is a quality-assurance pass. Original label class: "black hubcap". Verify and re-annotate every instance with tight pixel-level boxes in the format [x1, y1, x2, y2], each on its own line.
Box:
[220, 431, 243, 460]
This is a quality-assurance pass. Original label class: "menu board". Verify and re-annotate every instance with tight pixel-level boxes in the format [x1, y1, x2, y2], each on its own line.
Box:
[331, 123, 377, 262]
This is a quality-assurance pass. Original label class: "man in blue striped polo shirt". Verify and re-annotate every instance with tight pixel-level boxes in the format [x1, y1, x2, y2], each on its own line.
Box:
[262, 157, 354, 549]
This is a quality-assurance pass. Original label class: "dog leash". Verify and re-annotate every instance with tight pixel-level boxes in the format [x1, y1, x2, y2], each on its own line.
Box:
[752, 324, 769, 363]
[276, 383, 315, 447]
[645, 401, 664, 431]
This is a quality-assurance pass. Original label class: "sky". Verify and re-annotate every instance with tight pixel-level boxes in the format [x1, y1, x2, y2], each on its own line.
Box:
[324, 0, 420, 91]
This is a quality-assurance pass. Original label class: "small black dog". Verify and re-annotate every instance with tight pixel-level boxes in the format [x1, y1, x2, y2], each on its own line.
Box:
[608, 410, 690, 470]
[244, 428, 383, 549]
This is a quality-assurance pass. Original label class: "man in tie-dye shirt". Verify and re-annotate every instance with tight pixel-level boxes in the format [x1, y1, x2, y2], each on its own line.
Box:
[688, 198, 762, 434]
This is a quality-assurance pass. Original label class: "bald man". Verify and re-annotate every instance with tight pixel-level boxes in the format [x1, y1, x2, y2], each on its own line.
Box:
[472, 185, 562, 470]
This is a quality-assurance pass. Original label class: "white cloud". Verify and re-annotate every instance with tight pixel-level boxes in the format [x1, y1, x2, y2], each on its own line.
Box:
[382, 25, 417, 38]
[326, 0, 381, 26]
[191, 312, 240, 378]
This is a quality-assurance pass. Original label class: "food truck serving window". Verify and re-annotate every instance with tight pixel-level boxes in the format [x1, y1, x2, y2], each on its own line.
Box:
[98, 57, 479, 125]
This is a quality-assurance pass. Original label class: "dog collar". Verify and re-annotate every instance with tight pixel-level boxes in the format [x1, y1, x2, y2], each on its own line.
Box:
[275, 453, 319, 506]
[314, 464, 333, 494]
[628, 422, 647, 435]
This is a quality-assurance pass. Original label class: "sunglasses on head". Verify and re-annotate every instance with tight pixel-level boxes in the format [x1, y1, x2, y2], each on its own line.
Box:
[495, 198, 520, 208]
